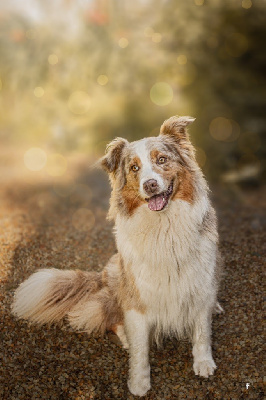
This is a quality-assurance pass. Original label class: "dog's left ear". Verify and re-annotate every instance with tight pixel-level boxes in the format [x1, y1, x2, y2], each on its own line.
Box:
[159, 116, 195, 142]
[99, 137, 128, 174]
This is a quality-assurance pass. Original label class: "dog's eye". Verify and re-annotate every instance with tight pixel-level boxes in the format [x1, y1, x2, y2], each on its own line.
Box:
[131, 165, 139, 172]
[158, 157, 167, 164]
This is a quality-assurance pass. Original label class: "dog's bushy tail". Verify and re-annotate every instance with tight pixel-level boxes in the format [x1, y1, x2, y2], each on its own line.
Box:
[12, 258, 122, 334]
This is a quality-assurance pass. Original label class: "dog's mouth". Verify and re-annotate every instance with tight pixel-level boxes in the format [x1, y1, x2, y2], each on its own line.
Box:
[145, 182, 173, 212]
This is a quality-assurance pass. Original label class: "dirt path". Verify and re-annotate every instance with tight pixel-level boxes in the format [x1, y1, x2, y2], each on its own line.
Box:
[0, 155, 264, 399]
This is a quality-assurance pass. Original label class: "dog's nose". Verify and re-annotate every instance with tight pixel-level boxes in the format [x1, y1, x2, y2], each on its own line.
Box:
[143, 179, 158, 196]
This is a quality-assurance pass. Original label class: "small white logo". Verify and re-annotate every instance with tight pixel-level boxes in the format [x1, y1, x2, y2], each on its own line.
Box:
[246, 383, 250, 389]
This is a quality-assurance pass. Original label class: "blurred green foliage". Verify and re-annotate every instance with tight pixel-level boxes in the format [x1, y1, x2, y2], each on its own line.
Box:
[0, 0, 265, 180]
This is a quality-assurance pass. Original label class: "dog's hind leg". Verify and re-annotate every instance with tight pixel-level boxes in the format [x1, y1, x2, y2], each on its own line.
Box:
[109, 324, 129, 349]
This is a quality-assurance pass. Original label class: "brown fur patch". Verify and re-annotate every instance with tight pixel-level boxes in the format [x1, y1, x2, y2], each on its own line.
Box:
[118, 255, 146, 314]
[119, 156, 145, 215]
[173, 168, 194, 204]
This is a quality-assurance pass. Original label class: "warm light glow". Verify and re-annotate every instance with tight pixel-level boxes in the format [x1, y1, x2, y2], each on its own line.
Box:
[34, 86, 44, 97]
[144, 27, 154, 37]
[209, 117, 233, 141]
[72, 208, 95, 231]
[118, 38, 129, 48]
[97, 75, 108, 86]
[46, 154, 67, 176]
[68, 91, 91, 114]
[152, 33, 162, 43]
[24, 148, 47, 171]
[177, 55, 187, 65]
[48, 54, 58, 65]
[242, 0, 252, 9]
[150, 82, 173, 106]
[194, 0, 204, 5]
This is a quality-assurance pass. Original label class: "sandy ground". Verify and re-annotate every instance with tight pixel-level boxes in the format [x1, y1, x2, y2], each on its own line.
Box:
[0, 153, 264, 399]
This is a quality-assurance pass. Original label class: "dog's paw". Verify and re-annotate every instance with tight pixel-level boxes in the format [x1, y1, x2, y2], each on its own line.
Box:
[193, 359, 217, 378]
[128, 377, 151, 397]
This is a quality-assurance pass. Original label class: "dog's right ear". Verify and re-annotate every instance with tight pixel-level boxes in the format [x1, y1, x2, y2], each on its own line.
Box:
[99, 137, 128, 174]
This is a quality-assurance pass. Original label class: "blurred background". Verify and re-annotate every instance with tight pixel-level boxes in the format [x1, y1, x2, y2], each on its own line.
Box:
[0, 0, 265, 182]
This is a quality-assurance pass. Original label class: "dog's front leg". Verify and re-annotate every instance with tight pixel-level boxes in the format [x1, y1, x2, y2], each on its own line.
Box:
[124, 309, 151, 397]
[192, 309, 217, 378]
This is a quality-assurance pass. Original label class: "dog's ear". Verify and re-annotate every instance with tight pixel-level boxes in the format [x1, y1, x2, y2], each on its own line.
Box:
[160, 116, 195, 142]
[99, 137, 128, 174]
[160, 116, 196, 163]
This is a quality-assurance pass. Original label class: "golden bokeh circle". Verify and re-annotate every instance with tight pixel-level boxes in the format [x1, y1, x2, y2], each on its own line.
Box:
[177, 55, 187, 65]
[118, 38, 129, 48]
[34, 87, 44, 98]
[24, 148, 47, 171]
[68, 91, 91, 114]
[97, 75, 109, 86]
[209, 117, 233, 141]
[150, 82, 173, 106]
[48, 54, 58, 65]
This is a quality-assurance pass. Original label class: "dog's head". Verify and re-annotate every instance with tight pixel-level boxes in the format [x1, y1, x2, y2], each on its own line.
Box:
[100, 116, 198, 218]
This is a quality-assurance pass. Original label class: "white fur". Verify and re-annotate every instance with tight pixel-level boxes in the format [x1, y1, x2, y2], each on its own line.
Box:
[12, 269, 55, 323]
[114, 174, 218, 395]
[132, 139, 166, 198]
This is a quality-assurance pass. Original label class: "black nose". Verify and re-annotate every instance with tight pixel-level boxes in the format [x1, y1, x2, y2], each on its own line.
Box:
[143, 179, 158, 196]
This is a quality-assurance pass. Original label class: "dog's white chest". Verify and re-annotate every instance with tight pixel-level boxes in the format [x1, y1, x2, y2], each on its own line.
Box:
[115, 202, 208, 335]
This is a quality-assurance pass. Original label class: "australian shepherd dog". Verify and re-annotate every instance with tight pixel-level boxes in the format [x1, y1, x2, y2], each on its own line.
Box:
[12, 116, 222, 397]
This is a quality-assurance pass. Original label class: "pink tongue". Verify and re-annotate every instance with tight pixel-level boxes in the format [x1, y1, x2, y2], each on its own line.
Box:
[148, 194, 166, 211]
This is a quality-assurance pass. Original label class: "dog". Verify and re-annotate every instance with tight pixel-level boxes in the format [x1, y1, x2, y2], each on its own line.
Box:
[12, 116, 222, 397]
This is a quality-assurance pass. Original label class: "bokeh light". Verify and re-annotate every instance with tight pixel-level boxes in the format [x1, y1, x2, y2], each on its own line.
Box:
[97, 75, 108, 86]
[34, 87, 44, 98]
[150, 82, 173, 106]
[152, 33, 162, 43]
[24, 148, 47, 171]
[144, 27, 154, 37]
[0, 0, 264, 182]
[48, 54, 58, 65]
[118, 38, 129, 48]
[177, 55, 187, 65]
[46, 154, 67, 177]
[68, 91, 91, 114]
[72, 208, 95, 231]
[209, 117, 233, 141]
[194, 0, 204, 5]
[242, 0, 252, 9]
